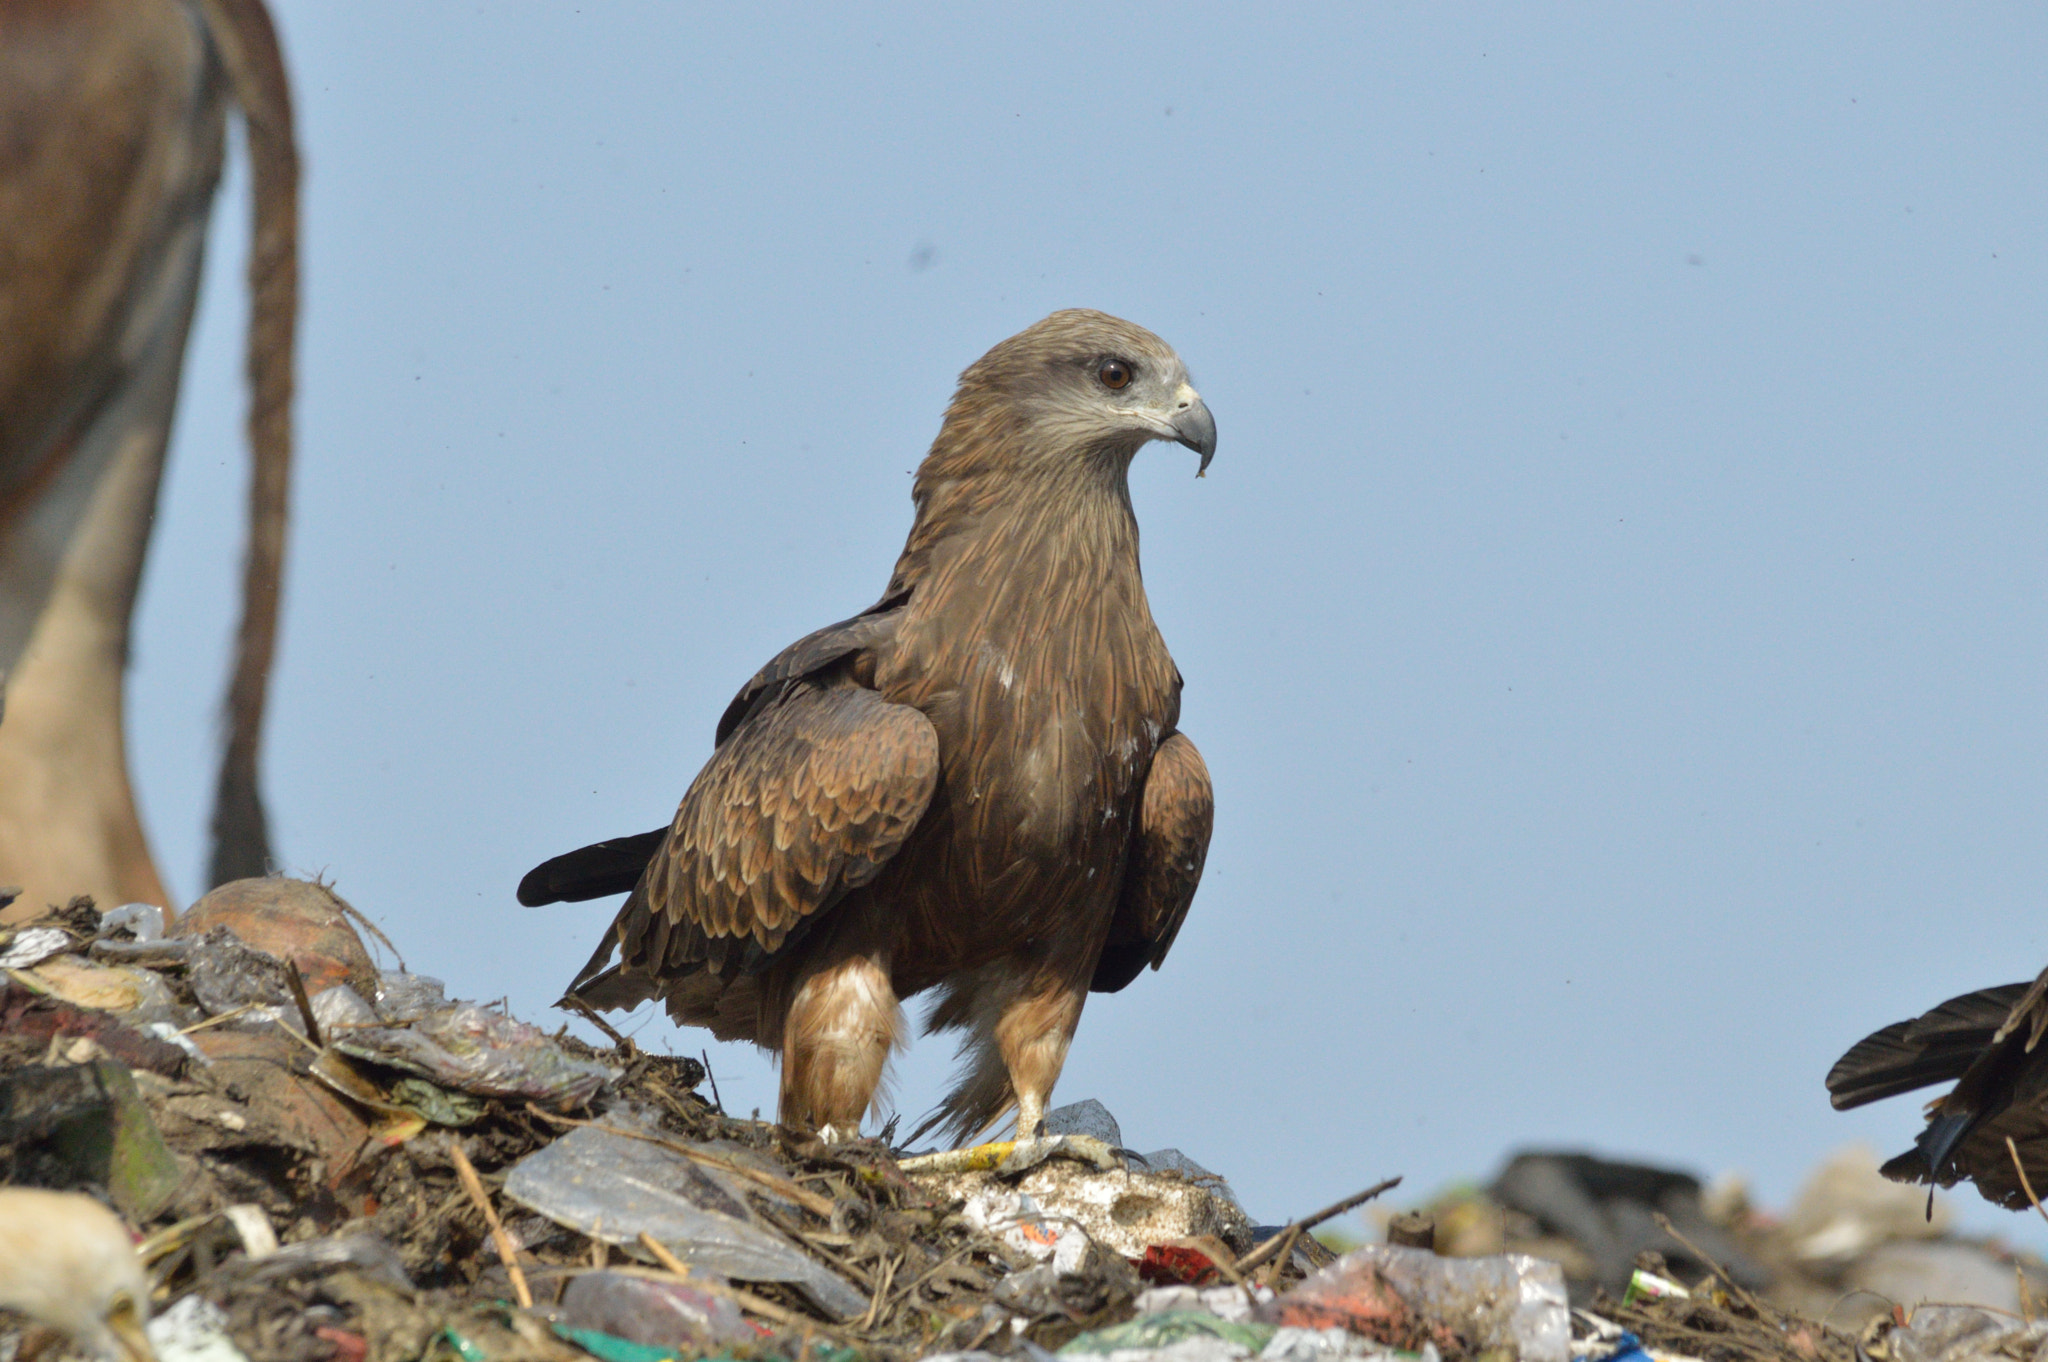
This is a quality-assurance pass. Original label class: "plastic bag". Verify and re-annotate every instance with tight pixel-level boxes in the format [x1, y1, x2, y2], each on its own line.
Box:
[559, 1269, 756, 1351]
[500, 1114, 867, 1319]
[329, 1002, 613, 1107]
[1260, 1245, 1568, 1362]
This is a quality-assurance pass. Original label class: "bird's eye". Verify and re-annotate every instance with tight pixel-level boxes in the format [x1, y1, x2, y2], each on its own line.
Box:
[1098, 359, 1133, 390]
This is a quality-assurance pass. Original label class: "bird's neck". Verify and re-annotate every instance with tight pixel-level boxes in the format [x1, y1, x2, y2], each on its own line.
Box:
[892, 453, 1142, 609]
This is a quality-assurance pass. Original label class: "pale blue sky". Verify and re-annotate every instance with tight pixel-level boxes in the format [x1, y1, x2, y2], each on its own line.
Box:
[134, 4, 2047, 1241]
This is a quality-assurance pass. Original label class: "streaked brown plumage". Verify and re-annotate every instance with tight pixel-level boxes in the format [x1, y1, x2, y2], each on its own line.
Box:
[521, 310, 1217, 1141]
[1827, 962, 2048, 1210]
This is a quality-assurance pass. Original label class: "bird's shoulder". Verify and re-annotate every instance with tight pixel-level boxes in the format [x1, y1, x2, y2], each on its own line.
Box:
[715, 594, 908, 745]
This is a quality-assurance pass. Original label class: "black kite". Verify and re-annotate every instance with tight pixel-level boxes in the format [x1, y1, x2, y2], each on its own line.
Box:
[521, 310, 1217, 1141]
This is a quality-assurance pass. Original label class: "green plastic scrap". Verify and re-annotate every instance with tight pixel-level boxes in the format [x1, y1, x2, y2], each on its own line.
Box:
[1058, 1311, 1277, 1356]
[552, 1325, 684, 1362]
[807, 1347, 864, 1362]
[52, 1062, 182, 1220]
[438, 1326, 490, 1362]
[389, 1076, 486, 1126]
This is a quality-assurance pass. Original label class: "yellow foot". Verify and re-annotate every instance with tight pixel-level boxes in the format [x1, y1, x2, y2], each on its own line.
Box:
[897, 1133, 1120, 1176]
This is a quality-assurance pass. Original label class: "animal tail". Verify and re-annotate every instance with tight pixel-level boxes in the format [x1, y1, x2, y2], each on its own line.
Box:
[908, 1034, 1013, 1149]
[196, 0, 297, 889]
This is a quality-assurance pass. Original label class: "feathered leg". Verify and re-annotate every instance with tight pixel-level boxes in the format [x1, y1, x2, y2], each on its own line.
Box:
[915, 958, 1087, 1146]
[777, 952, 901, 1139]
[997, 981, 1084, 1140]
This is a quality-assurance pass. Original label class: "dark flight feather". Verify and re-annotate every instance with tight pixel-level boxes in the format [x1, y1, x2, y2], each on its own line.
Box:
[1828, 964, 2048, 1210]
[517, 829, 667, 906]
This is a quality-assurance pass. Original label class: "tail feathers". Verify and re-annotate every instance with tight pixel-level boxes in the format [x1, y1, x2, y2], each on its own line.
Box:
[1829, 1022, 1943, 1109]
[518, 828, 666, 906]
[1910, 981, 2030, 1046]
[1829, 1021, 1996, 1110]
[1879, 1145, 1932, 1184]
[909, 976, 1017, 1147]
[1915, 1107, 1980, 1182]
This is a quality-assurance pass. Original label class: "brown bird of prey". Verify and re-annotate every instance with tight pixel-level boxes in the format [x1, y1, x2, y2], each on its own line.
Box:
[520, 310, 1217, 1143]
[1828, 961, 2048, 1210]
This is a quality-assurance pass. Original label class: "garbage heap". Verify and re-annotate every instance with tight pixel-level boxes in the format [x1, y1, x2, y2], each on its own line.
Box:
[1380, 1146, 2048, 1362]
[1, 880, 2044, 1362]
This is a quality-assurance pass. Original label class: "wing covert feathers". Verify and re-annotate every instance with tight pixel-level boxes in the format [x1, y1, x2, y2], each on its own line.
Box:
[586, 681, 938, 997]
[715, 610, 901, 745]
[1091, 732, 1212, 994]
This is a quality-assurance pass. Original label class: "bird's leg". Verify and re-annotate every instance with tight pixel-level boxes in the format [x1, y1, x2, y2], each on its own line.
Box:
[995, 981, 1084, 1145]
[778, 952, 901, 1139]
[896, 968, 1124, 1175]
[1015, 1091, 1047, 1142]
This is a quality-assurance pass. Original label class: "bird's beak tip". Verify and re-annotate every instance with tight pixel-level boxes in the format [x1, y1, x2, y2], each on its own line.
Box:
[1168, 394, 1217, 472]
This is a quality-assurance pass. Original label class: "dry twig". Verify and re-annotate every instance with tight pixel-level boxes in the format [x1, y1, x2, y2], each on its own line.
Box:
[558, 994, 633, 1052]
[1652, 1213, 1771, 1318]
[1256, 1224, 1303, 1288]
[448, 1135, 533, 1309]
[636, 1230, 691, 1279]
[283, 958, 322, 1046]
[176, 1002, 260, 1034]
[2010, 1136, 2048, 1230]
[857, 1254, 898, 1331]
[1237, 1176, 1402, 1275]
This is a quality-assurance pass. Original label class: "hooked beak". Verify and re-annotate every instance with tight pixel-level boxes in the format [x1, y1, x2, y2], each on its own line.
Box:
[1167, 383, 1217, 474]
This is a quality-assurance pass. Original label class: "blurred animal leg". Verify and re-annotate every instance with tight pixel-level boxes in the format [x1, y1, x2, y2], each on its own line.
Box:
[0, 403, 180, 919]
[779, 952, 901, 1138]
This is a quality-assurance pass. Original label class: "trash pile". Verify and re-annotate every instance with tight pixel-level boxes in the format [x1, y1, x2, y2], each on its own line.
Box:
[1380, 1147, 2048, 1362]
[2, 879, 2045, 1362]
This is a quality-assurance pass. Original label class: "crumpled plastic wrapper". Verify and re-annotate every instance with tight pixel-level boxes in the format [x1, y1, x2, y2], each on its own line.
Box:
[1260, 1245, 1567, 1362]
[500, 1110, 867, 1320]
[329, 1002, 614, 1108]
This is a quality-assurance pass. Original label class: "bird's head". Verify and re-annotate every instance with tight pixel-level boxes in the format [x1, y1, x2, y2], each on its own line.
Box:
[0, 1188, 159, 1362]
[950, 309, 1217, 474]
[100, 1288, 156, 1362]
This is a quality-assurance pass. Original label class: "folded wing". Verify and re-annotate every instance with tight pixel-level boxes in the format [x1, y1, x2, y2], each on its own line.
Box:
[1091, 731, 1213, 994]
[569, 678, 939, 1005]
